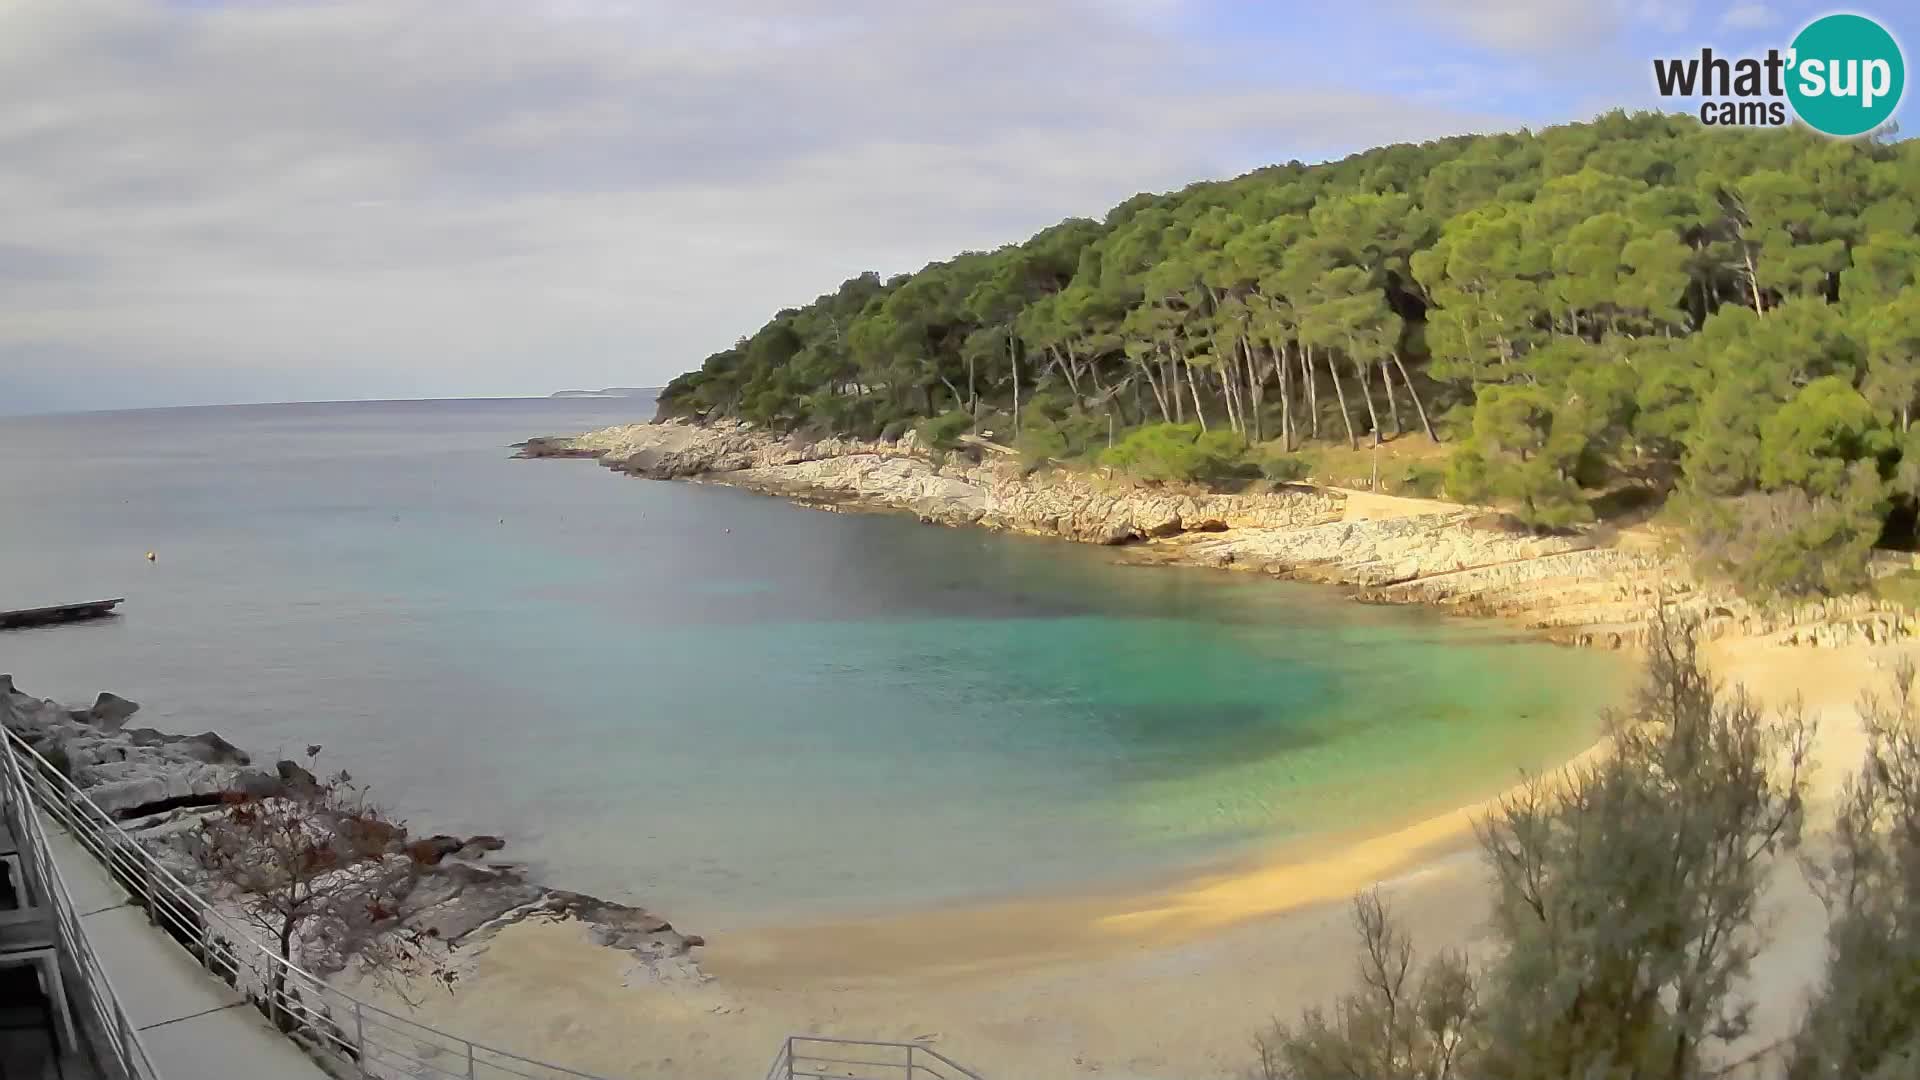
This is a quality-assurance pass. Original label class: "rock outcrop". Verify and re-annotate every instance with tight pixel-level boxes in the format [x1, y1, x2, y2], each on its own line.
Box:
[523, 419, 1920, 650]
[523, 421, 1664, 638]
[0, 678, 703, 986]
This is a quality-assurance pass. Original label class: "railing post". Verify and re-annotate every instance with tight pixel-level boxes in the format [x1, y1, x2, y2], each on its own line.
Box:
[353, 1001, 365, 1063]
[140, 840, 158, 925]
[907, 1043, 915, 1079]
[467, 1038, 477, 1078]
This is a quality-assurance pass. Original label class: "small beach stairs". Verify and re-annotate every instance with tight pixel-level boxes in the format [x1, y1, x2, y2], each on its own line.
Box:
[764, 1035, 983, 1080]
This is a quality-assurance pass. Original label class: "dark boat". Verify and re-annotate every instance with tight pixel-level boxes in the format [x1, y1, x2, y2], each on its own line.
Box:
[0, 599, 125, 629]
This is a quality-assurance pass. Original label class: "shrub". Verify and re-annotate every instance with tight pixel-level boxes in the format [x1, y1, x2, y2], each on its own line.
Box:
[1100, 423, 1249, 485]
[1396, 461, 1447, 498]
[1260, 452, 1311, 483]
[1686, 463, 1886, 598]
[914, 410, 974, 451]
[855, 401, 913, 441]
[1015, 424, 1069, 471]
[1789, 659, 1920, 1079]
[1254, 612, 1814, 1080]
[1871, 568, 1920, 611]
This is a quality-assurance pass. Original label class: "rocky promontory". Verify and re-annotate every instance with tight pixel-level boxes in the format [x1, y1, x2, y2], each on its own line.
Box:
[0, 674, 703, 991]
[519, 419, 1920, 650]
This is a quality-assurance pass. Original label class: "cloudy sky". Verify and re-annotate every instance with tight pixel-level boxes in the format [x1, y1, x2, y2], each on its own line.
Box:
[1, 1, 1911, 414]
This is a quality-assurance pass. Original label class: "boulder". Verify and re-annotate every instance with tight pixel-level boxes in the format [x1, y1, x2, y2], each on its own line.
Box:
[404, 835, 466, 867]
[275, 759, 318, 791]
[458, 835, 507, 859]
[400, 862, 546, 943]
[119, 728, 250, 766]
[87, 692, 140, 730]
[89, 775, 170, 816]
[180, 732, 249, 766]
[1142, 514, 1184, 539]
[232, 769, 285, 799]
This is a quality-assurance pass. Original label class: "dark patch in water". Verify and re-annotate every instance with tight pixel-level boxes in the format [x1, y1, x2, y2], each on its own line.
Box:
[1093, 700, 1341, 781]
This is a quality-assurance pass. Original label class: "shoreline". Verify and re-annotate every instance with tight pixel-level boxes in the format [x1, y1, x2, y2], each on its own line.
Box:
[318, 631, 1888, 1080]
[0, 674, 709, 1031]
[708, 620, 1878, 988]
[519, 419, 1920, 651]
[0, 414, 1894, 1079]
[346, 416, 1900, 1077]
[506, 418, 1909, 958]
[705, 732, 1616, 986]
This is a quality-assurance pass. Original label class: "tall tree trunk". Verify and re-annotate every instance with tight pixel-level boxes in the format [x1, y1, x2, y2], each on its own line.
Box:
[1225, 363, 1245, 436]
[1074, 341, 1103, 404]
[1348, 337, 1382, 448]
[1302, 343, 1320, 440]
[1134, 355, 1171, 421]
[1165, 352, 1184, 423]
[1380, 358, 1403, 436]
[1185, 356, 1208, 432]
[1241, 337, 1264, 443]
[1049, 344, 1081, 398]
[1322, 346, 1357, 449]
[1271, 341, 1293, 452]
[1232, 361, 1248, 436]
[967, 353, 978, 417]
[1390, 350, 1438, 442]
[1009, 332, 1021, 432]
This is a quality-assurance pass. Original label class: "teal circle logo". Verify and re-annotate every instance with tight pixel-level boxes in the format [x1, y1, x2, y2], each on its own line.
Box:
[1787, 14, 1905, 137]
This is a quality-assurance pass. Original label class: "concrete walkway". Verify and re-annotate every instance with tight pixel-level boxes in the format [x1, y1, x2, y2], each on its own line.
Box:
[43, 823, 330, 1080]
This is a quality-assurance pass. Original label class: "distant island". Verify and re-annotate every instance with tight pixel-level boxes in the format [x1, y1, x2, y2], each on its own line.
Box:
[550, 387, 660, 399]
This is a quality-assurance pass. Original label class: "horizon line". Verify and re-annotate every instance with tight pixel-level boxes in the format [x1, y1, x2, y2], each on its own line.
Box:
[3, 390, 664, 421]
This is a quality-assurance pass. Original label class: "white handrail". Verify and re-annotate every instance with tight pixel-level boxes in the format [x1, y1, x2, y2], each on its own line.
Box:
[766, 1036, 984, 1080]
[8, 725, 985, 1080]
[1, 726, 164, 1080]
[3, 725, 624, 1080]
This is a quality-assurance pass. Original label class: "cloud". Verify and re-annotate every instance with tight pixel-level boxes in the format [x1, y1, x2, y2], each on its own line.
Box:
[1719, 5, 1780, 31]
[0, 0, 1510, 410]
[1401, 0, 1693, 51]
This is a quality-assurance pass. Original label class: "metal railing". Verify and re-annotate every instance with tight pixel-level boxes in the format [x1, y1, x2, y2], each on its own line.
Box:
[764, 1037, 983, 1080]
[6, 725, 991, 1080]
[2, 725, 625, 1080]
[0, 725, 162, 1080]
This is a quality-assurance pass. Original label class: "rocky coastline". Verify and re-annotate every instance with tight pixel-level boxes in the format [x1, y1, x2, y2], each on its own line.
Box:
[0, 674, 704, 1003]
[518, 419, 1920, 650]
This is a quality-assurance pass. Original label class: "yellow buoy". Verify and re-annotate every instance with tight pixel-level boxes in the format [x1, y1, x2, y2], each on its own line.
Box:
[144, 551, 155, 562]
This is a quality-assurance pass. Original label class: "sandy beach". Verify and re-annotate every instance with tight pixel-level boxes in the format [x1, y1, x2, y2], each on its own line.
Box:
[335, 626, 1897, 1080]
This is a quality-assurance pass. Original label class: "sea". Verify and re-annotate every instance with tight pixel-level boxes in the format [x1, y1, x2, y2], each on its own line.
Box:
[0, 397, 1624, 929]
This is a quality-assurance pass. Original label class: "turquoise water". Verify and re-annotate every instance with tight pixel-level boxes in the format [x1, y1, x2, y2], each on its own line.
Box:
[0, 399, 1623, 928]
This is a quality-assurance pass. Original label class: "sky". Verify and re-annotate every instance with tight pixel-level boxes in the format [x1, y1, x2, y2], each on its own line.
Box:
[1, 0, 1913, 414]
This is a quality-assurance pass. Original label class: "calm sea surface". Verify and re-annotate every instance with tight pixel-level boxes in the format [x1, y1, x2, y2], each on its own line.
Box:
[0, 398, 1622, 928]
